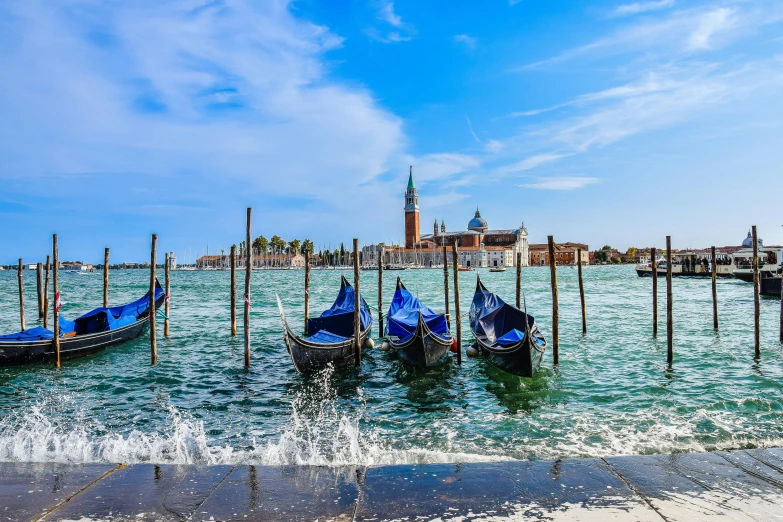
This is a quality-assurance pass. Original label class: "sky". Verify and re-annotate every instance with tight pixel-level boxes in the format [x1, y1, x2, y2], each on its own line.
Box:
[1, 0, 782, 264]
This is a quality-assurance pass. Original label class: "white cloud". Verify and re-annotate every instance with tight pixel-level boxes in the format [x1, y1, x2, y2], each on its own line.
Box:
[0, 0, 404, 206]
[614, 0, 675, 17]
[521, 177, 599, 190]
[377, 0, 403, 27]
[495, 153, 570, 175]
[369, 1, 414, 43]
[454, 34, 477, 49]
[688, 7, 734, 51]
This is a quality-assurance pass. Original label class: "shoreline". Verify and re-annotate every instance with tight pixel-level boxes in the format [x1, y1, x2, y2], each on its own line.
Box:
[4, 447, 783, 521]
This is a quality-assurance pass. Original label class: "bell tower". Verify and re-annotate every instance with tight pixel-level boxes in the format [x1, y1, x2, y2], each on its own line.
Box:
[404, 166, 420, 248]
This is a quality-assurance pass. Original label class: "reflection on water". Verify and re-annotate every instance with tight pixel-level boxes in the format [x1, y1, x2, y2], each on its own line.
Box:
[0, 265, 782, 465]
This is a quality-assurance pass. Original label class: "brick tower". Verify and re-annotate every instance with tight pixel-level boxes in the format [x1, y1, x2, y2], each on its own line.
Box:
[404, 166, 420, 248]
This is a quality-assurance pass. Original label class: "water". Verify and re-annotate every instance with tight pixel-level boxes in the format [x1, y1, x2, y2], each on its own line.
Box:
[0, 265, 781, 466]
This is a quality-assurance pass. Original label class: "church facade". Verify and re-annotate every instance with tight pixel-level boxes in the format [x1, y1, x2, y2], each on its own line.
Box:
[363, 168, 529, 268]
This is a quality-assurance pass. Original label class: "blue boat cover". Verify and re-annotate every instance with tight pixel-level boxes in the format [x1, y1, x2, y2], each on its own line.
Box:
[0, 285, 162, 342]
[305, 278, 372, 341]
[387, 283, 449, 343]
[470, 279, 536, 349]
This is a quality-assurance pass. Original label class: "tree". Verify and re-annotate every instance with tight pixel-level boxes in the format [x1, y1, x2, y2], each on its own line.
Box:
[302, 239, 314, 255]
[602, 245, 613, 251]
[253, 235, 269, 255]
[626, 247, 637, 259]
[270, 235, 285, 252]
[288, 239, 301, 254]
[339, 243, 346, 265]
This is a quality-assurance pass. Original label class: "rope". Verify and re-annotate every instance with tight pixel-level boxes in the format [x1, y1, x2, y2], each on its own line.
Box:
[155, 308, 170, 320]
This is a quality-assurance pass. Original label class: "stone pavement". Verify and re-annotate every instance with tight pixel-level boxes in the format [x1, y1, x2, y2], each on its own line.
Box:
[2, 448, 783, 521]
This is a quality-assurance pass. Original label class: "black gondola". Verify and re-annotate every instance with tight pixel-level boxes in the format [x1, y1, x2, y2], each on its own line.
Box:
[385, 277, 452, 367]
[468, 275, 547, 377]
[277, 275, 372, 374]
[0, 280, 165, 366]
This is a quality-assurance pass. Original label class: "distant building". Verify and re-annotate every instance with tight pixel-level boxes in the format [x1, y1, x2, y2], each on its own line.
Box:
[529, 242, 589, 265]
[366, 168, 529, 268]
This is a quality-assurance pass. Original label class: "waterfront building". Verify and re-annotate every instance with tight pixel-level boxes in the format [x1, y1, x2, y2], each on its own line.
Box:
[364, 168, 530, 268]
[529, 242, 590, 265]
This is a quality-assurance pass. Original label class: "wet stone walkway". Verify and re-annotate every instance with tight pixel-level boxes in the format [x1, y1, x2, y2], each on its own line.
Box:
[2, 448, 783, 521]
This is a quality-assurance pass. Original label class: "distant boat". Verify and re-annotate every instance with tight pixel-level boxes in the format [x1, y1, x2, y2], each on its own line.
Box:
[276, 276, 372, 374]
[0, 280, 164, 366]
[385, 277, 452, 367]
[489, 266, 507, 273]
[469, 276, 547, 377]
[459, 266, 473, 272]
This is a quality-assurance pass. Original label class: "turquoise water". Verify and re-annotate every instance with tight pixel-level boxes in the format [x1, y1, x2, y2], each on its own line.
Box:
[0, 265, 781, 465]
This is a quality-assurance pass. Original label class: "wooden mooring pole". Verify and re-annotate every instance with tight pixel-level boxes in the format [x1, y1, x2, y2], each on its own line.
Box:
[17, 259, 25, 332]
[651, 247, 658, 337]
[150, 234, 157, 365]
[103, 248, 109, 308]
[752, 225, 760, 358]
[516, 252, 522, 309]
[43, 256, 50, 329]
[577, 248, 586, 335]
[711, 246, 718, 330]
[451, 242, 462, 365]
[779, 266, 783, 344]
[353, 238, 361, 367]
[164, 252, 170, 338]
[378, 247, 384, 334]
[244, 208, 252, 368]
[443, 245, 451, 327]
[36, 263, 44, 320]
[53, 235, 60, 368]
[666, 236, 673, 365]
[230, 245, 237, 337]
[547, 236, 559, 365]
[304, 250, 310, 335]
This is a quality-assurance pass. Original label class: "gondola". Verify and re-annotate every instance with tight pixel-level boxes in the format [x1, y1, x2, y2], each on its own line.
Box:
[385, 277, 452, 367]
[0, 280, 165, 366]
[468, 275, 547, 377]
[277, 275, 372, 374]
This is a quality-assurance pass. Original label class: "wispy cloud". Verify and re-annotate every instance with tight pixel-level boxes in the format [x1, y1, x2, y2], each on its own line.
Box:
[369, 1, 415, 43]
[521, 177, 599, 190]
[495, 153, 571, 175]
[454, 34, 477, 49]
[519, 4, 780, 69]
[614, 0, 675, 17]
[466, 116, 481, 143]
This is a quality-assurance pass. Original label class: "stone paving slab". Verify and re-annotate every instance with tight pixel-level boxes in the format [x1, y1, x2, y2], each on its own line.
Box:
[354, 459, 661, 521]
[3, 448, 783, 521]
[42, 464, 233, 522]
[606, 450, 783, 521]
[191, 465, 361, 522]
[0, 462, 117, 522]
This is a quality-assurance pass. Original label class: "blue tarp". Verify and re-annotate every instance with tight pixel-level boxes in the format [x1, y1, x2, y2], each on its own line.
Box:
[305, 277, 372, 341]
[386, 281, 449, 343]
[0, 284, 161, 342]
[470, 278, 537, 349]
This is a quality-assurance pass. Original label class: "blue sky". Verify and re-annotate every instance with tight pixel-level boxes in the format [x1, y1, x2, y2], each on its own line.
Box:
[1, 0, 782, 263]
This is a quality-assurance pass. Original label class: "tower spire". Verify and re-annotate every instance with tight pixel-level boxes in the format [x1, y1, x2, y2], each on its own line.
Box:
[407, 166, 415, 190]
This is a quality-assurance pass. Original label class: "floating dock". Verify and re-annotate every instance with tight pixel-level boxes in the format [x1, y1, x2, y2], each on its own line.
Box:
[3, 447, 783, 521]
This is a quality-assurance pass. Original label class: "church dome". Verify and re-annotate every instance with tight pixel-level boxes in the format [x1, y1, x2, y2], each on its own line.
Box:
[468, 208, 488, 231]
[741, 230, 763, 248]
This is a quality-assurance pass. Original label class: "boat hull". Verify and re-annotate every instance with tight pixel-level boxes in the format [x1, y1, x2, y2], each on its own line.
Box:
[389, 319, 451, 367]
[476, 336, 545, 378]
[761, 276, 782, 298]
[284, 326, 371, 374]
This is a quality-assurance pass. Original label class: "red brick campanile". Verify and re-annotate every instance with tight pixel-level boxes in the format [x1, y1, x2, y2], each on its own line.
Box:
[404, 166, 420, 249]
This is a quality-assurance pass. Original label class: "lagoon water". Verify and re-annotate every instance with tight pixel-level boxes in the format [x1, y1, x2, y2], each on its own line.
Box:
[0, 265, 781, 466]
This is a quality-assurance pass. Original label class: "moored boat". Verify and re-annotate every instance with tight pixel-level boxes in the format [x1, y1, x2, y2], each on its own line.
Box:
[761, 275, 782, 298]
[277, 275, 372, 374]
[385, 277, 452, 366]
[468, 275, 547, 377]
[0, 281, 164, 366]
[489, 266, 507, 273]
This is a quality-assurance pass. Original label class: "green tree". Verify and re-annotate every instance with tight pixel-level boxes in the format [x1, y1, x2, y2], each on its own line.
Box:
[253, 235, 269, 255]
[270, 235, 285, 253]
[302, 239, 314, 255]
[288, 239, 301, 254]
[339, 243, 346, 265]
